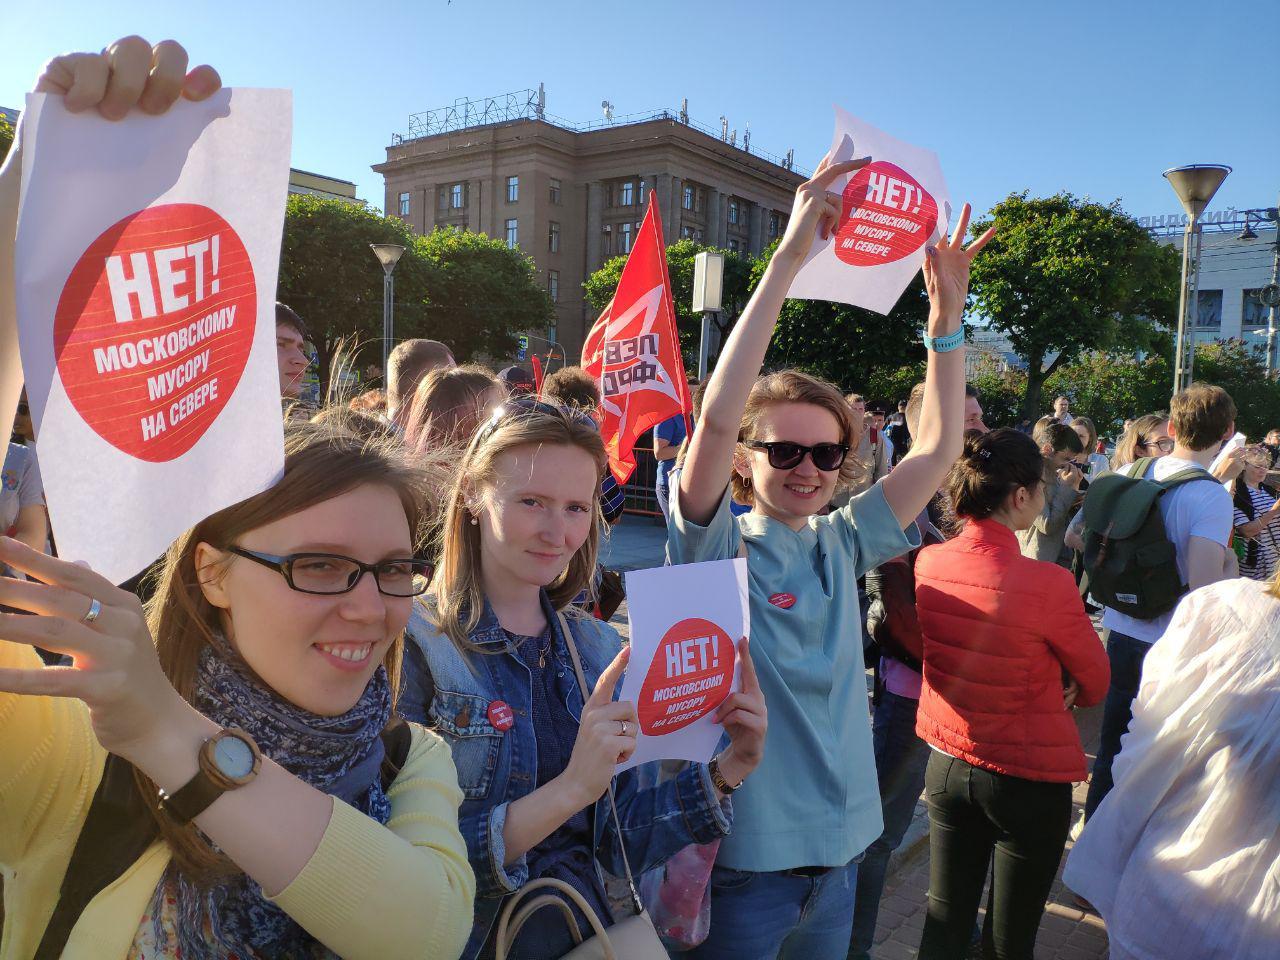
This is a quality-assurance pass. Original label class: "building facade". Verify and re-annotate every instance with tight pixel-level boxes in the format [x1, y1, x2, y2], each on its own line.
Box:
[288, 168, 358, 202]
[373, 99, 804, 360]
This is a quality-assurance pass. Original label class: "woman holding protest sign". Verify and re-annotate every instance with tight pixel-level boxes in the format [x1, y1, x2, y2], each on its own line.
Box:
[669, 151, 994, 958]
[0, 42, 473, 960]
[398, 398, 767, 959]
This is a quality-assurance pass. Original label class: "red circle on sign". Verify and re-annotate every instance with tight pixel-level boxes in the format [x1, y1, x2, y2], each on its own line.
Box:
[487, 700, 514, 732]
[768, 593, 797, 609]
[833, 161, 939, 267]
[637, 617, 736, 736]
[53, 203, 257, 463]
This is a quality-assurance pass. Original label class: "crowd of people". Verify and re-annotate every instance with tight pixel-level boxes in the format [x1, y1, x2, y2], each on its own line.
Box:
[2, 35, 1279, 960]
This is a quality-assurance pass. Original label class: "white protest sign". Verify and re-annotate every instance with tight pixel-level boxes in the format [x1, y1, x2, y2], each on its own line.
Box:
[16, 90, 291, 583]
[1210, 432, 1247, 490]
[788, 105, 952, 315]
[616, 557, 749, 772]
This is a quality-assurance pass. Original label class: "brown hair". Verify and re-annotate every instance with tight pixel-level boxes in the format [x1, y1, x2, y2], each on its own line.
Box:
[1112, 412, 1170, 470]
[1072, 416, 1098, 454]
[431, 404, 607, 653]
[542, 366, 603, 411]
[387, 338, 454, 416]
[904, 382, 979, 438]
[947, 428, 1044, 520]
[733, 370, 865, 506]
[1033, 420, 1084, 454]
[350, 388, 387, 415]
[403, 364, 501, 452]
[1170, 383, 1237, 451]
[138, 418, 434, 882]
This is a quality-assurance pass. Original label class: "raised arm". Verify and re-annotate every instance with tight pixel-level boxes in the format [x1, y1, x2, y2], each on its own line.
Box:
[881, 204, 995, 527]
[677, 154, 871, 525]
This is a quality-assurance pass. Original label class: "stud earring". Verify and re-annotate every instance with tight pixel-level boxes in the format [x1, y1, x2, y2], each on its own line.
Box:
[470, 516, 479, 526]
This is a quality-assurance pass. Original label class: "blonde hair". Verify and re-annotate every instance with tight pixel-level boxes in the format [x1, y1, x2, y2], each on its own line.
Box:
[140, 417, 434, 882]
[1113, 412, 1169, 470]
[732, 370, 865, 507]
[431, 404, 607, 653]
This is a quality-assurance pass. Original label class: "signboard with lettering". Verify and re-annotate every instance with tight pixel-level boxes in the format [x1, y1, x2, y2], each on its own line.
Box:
[15, 89, 291, 582]
[788, 106, 952, 314]
[616, 557, 749, 772]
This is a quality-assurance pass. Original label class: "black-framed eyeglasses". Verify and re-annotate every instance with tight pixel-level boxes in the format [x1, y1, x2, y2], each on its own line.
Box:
[227, 546, 432, 597]
[1141, 437, 1175, 454]
[745, 440, 850, 472]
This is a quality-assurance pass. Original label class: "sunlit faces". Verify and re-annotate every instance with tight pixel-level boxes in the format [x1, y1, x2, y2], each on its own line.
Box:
[276, 324, 309, 397]
[741, 402, 846, 529]
[195, 484, 414, 716]
[474, 442, 599, 591]
[964, 395, 988, 433]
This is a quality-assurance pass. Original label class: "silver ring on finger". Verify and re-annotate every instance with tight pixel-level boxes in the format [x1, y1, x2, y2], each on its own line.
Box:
[618, 719, 628, 737]
[81, 597, 103, 624]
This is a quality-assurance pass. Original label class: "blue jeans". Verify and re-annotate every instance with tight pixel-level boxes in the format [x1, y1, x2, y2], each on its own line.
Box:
[1083, 630, 1150, 819]
[847, 690, 930, 959]
[687, 860, 859, 960]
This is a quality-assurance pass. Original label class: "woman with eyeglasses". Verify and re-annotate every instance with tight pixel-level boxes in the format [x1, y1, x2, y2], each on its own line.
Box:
[1231, 446, 1280, 582]
[397, 399, 768, 959]
[0, 416, 473, 958]
[670, 152, 995, 959]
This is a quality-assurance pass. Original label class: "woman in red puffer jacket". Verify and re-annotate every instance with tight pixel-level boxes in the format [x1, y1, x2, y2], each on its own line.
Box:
[913, 428, 1109, 960]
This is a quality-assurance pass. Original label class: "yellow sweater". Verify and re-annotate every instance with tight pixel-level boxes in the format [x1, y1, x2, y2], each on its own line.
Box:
[0, 640, 475, 959]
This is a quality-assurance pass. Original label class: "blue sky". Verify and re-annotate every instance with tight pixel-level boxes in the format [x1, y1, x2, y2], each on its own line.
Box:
[6, 0, 1278, 223]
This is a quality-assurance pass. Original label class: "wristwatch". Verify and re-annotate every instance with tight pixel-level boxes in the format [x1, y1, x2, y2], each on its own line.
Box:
[923, 326, 965, 353]
[158, 727, 263, 823]
[708, 754, 744, 795]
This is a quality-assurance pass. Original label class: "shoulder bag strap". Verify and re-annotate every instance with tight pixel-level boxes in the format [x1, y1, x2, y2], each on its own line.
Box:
[556, 610, 644, 916]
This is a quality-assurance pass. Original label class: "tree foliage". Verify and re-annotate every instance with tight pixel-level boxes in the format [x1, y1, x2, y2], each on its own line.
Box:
[968, 192, 1180, 419]
[278, 195, 551, 393]
[0, 113, 13, 164]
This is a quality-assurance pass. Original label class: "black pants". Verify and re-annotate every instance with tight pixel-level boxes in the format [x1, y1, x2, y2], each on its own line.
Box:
[918, 752, 1072, 960]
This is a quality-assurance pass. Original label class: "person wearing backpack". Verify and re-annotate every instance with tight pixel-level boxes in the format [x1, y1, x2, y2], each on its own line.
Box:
[1080, 383, 1239, 822]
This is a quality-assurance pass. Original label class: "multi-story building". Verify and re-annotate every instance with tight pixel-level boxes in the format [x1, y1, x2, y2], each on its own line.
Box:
[372, 90, 805, 359]
[288, 168, 358, 202]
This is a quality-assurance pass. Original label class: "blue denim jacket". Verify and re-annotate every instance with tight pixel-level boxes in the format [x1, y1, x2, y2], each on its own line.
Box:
[400, 592, 732, 960]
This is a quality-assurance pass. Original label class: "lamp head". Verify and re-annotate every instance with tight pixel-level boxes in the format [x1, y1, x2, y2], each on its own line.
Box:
[1162, 164, 1232, 220]
[370, 243, 406, 275]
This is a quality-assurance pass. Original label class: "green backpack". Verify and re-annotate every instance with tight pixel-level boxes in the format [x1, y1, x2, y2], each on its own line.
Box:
[1082, 457, 1214, 620]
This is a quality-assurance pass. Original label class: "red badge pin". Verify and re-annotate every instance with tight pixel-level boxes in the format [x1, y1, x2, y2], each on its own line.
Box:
[768, 593, 797, 609]
[487, 700, 514, 732]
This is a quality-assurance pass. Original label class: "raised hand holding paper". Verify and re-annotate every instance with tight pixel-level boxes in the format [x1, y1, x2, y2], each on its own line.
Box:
[617, 557, 749, 772]
[16, 88, 291, 582]
[788, 106, 952, 314]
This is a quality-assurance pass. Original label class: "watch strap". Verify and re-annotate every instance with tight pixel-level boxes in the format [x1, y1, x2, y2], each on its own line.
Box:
[159, 771, 226, 823]
[708, 755, 742, 794]
[923, 326, 965, 353]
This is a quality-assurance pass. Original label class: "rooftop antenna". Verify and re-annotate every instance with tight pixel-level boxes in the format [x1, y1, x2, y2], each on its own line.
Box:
[785, 147, 794, 170]
[536, 83, 545, 119]
[719, 116, 728, 141]
[730, 128, 737, 147]
[743, 123, 751, 152]
[602, 100, 614, 121]
[679, 98, 689, 124]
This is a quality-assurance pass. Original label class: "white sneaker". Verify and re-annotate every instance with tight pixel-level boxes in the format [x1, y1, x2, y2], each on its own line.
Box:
[1069, 810, 1086, 842]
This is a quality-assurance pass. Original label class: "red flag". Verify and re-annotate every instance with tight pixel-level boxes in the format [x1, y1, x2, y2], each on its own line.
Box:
[581, 193, 692, 484]
[531, 353, 544, 396]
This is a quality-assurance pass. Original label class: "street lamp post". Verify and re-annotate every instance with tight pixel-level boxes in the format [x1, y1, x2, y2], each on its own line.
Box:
[1162, 164, 1231, 395]
[692, 251, 724, 380]
[370, 243, 406, 380]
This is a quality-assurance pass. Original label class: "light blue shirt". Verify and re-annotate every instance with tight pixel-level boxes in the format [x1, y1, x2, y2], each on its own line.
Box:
[667, 482, 919, 871]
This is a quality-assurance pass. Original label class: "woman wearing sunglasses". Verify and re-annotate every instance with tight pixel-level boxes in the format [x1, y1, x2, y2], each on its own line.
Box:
[670, 152, 995, 959]
[0, 42, 472, 959]
[398, 399, 768, 959]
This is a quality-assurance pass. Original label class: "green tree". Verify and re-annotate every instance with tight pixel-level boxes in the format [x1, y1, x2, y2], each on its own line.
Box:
[968, 192, 1180, 420]
[582, 238, 754, 368]
[415, 226, 553, 364]
[1043, 350, 1172, 437]
[0, 113, 13, 164]
[967, 357, 1029, 429]
[1185, 339, 1280, 438]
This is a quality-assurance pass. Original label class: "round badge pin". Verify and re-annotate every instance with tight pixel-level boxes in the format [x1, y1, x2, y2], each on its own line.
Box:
[487, 700, 515, 732]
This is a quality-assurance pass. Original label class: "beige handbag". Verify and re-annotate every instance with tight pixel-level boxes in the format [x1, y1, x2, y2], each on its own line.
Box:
[493, 615, 669, 960]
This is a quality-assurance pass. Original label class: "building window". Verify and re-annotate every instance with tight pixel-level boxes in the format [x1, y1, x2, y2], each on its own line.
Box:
[768, 212, 780, 239]
[680, 224, 693, 239]
[696, 188, 705, 212]
[548, 323, 558, 344]
[619, 222, 634, 253]
[1244, 289, 1270, 328]
[506, 176, 519, 203]
[548, 221, 560, 253]
[398, 192, 410, 217]
[1195, 289, 1222, 329]
[549, 177, 562, 204]
[548, 269, 560, 302]
[437, 187, 448, 211]
[450, 183, 464, 209]
[728, 199, 739, 225]
[505, 218, 518, 249]
[619, 181, 634, 207]
[683, 185, 694, 210]
[728, 238, 740, 252]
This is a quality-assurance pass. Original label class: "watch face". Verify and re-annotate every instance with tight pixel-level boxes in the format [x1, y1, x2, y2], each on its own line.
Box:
[214, 734, 257, 779]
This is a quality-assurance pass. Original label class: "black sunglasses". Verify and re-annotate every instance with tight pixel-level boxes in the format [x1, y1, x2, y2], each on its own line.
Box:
[228, 546, 432, 597]
[745, 440, 850, 472]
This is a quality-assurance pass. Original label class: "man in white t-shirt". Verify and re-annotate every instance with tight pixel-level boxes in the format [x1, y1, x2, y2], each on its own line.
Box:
[1083, 383, 1237, 820]
[1053, 395, 1075, 425]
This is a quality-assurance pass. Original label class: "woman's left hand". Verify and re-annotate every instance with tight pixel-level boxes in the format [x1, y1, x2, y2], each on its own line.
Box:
[922, 202, 996, 334]
[712, 637, 767, 789]
[0, 536, 188, 763]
